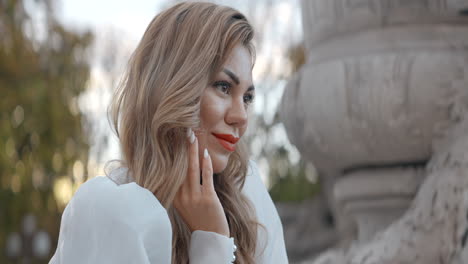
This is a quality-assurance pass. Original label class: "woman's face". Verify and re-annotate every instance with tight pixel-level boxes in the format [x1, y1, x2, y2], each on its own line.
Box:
[195, 44, 255, 173]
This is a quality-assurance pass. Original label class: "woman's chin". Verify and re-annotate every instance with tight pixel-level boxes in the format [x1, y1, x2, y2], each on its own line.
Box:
[211, 153, 229, 174]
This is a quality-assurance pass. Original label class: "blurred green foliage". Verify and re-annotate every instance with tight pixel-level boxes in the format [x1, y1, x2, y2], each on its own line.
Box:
[0, 0, 92, 262]
[269, 171, 320, 202]
[253, 42, 319, 203]
[268, 147, 320, 202]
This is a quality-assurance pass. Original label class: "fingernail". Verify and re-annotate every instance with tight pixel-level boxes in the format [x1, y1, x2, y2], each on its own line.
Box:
[190, 131, 196, 144]
[186, 128, 192, 138]
[204, 148, 208, 158]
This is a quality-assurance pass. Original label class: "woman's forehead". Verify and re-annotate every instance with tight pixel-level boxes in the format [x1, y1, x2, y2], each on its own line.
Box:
[219, 46, 253, 83]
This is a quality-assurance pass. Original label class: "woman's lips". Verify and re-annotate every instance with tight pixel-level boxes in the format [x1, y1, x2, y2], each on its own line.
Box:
[212, 133, 237, 152]
[215, 137, 236, 151]
[212, 133, 239, 144]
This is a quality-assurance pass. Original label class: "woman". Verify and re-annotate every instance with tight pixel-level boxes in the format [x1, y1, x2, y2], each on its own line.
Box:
[50, 2, 288, 263]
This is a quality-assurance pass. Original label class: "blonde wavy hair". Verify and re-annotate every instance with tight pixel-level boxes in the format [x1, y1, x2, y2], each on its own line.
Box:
[109, 2, 260, 263]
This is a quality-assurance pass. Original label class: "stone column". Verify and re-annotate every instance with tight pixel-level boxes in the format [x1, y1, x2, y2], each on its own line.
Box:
[334, 166, 425, 242]
[280, 0, 468, 262]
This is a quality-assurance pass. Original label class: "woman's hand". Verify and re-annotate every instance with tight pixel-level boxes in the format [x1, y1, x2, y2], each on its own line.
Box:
[173, 128, 230, 237]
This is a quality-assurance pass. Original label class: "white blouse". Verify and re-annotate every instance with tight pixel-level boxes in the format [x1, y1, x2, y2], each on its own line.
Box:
[49, 160, 288, 263]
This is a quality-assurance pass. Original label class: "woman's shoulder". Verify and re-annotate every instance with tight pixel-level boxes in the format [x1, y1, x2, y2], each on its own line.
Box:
[244, 160, 266, 195]
[243, 159, 284, 230]
[243, 160, 276, 215]
[51, 171, 172, 263]
[68, 170, 170, 232]
[244, 160, 289, 262]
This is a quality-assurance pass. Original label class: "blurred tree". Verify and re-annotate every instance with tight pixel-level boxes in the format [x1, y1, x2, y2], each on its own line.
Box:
[249, 42, 318, 202]
[268, 146, 321, 202]
[0, 0, 92, 262]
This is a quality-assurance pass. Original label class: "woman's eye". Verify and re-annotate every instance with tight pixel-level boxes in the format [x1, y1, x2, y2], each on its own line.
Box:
[244, 94, 255, 105]
[213, 81, 231, 94]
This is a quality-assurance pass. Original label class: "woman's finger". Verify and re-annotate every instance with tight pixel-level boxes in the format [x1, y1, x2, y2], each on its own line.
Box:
[201, 148, 215, 191]
[187, 128, 201, 192]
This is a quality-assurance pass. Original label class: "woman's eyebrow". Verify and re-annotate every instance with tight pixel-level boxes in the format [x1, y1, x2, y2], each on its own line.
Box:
[222, 68, 239, 85]
[222, 68, 255, 92]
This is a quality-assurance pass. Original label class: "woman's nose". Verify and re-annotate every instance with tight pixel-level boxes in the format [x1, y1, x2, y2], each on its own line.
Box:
[225, 97, 248, 127]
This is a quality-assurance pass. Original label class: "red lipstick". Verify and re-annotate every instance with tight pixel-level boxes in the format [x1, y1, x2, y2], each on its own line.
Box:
[212, 133, 239, 152]
[212, 133, 239, 144]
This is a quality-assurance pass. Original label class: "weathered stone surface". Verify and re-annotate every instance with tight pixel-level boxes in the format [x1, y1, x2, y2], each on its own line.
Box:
[275, 197, 338, 262]
[281, 34, 468, 173]
[334, 166, 426, 242]
[309, 117, 468, 264]
[280, 0, 468, 262]
[301, 0, 468, 49]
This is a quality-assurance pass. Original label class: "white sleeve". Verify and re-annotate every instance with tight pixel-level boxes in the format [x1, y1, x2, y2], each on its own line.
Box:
[49, 176, 172, 264]
[243, 160, 289, 263]
[189, 230, 236, 263]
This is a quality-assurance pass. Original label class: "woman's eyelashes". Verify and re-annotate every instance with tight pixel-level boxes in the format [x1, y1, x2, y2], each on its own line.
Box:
[213, 80, 231, 94]
[243, 93, 255, 105]
[212, 80, 255, 105]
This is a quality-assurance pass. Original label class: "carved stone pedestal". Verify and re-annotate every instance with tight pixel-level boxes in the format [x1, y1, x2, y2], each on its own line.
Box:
[280, 0, 468, 263]
[335, 166, 425, 242]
